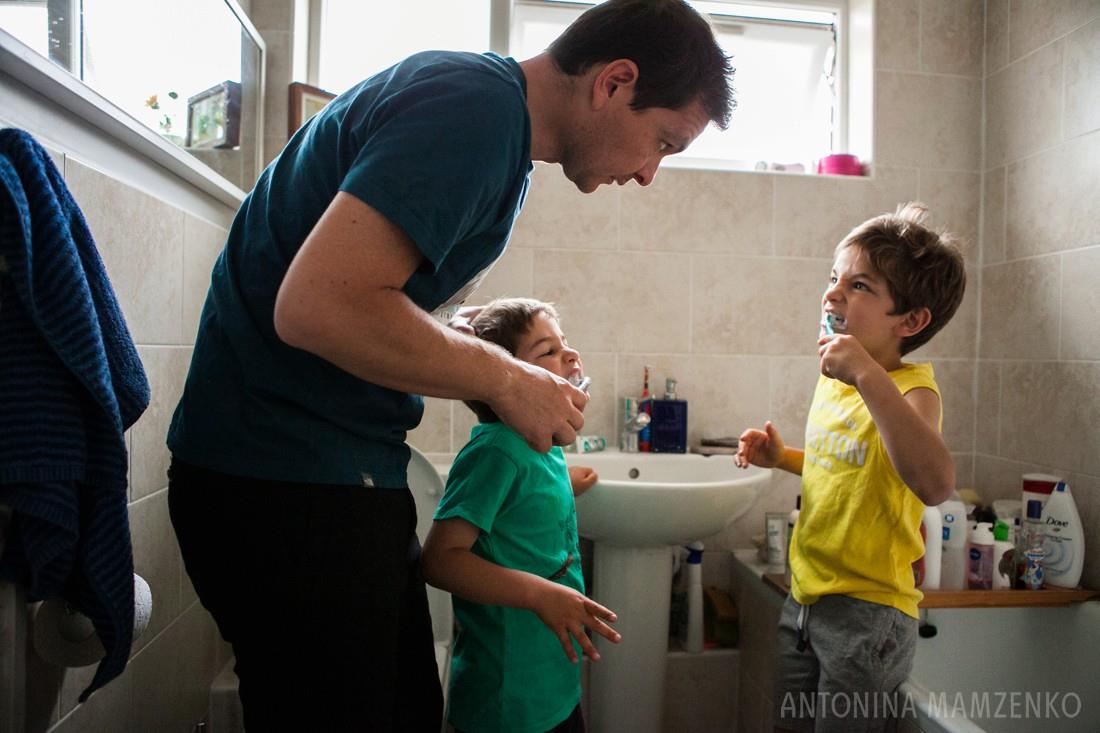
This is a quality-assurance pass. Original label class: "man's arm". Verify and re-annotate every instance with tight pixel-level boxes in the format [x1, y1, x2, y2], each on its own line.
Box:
[273, 192, 585, 451]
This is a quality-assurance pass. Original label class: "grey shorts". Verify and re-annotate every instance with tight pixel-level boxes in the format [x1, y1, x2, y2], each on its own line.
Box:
[773, 594, 916, 733]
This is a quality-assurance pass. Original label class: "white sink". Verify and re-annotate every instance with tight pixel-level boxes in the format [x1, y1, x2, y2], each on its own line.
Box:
[570, 452, 769, 547]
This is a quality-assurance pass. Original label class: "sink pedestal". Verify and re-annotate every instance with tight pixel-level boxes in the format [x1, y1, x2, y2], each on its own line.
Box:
[588, 544, 675, 733]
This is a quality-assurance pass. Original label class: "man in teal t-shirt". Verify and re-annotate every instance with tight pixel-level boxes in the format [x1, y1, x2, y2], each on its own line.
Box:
[167, 2, 734, 729]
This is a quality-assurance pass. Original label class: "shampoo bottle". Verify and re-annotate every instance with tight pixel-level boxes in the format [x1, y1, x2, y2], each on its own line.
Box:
[651, 377, 688, 453]
[681, 542, 705, 653]
[967, 521, 995, 590]
[992, 520, 1015, 590]
[915, 505, 943, 590]
[938, 496, 968, 590]
[1040, 482, 1085, 587]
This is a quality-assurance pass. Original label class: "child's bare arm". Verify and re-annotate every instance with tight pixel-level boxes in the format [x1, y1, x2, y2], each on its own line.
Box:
[568, 465, 598, 497]
[422, 517, 621, 662]
[818, 334, 954, 505]
[735, 421, 804, 475]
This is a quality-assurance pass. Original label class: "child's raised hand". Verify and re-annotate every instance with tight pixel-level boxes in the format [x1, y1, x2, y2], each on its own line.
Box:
[532, 582, 621, 663]
[568, 465, 598, 497]
[817, 333, 878, 385]
[735, 421, 785, 469]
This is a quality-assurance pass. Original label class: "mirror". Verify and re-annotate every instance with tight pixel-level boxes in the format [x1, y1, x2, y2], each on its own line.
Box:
[0, 0, 264, 192]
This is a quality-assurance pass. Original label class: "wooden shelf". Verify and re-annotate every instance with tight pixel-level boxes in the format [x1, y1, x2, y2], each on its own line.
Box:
[762, 573, 1100, 608]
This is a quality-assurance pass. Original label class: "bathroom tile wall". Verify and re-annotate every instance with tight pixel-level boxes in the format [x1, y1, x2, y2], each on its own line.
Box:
[408, 0, 983, 565]
[2, 143, 236, 731]
[976, 0, 1100, 590]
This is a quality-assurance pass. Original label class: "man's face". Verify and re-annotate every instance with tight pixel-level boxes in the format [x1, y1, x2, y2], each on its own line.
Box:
[560, 95, 711, 193]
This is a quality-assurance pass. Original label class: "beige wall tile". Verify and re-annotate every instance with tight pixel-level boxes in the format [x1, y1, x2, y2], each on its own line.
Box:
[1006, 131, 1100, 258]
[920, 0, 985, 76]
[693, 257, 825, 356]
[688, 356, 772, 450]
[509, 163, 620, 250]
[929, 360, 975, 453]
[973, 453, 1053, 502]
[130, 346, 192, 500]
[619, 169, 773, 254]
[183, 215, 226, 342]
[919, 170, 981, 263]
[984, 42, 1064, 168]
[54, 666, 133, 732]
[986, 0, 1011, 75]
[875, 71, 982, 169]
[953, 451, 975, 490]
[465, 246, 534, 304]
[248, 0, 295, 30]
[876, 0, 920, 70]
[175, 603, 224, 730]
[975, 361, 1001, 455]
[1000, 361, 1100, 476]
[909, 263, 977, 360]
[1008, 0, 1099, 62]
[979, 258, 1061, 359]
[773, 167, 919, 258]
[982, 167, 1006, 265]
[451, 401, 479, 452]
[129, 490, 182, 653]
[1064, 17, 1100, 139]
[65, 159, 186, 345]
[533, 250, 691, 353]
[129, 628, 180, 733]
[1064, 471, 1100, 589]
[1060, 246, 1100, 360]
[767, 356, 822, 445]
[408, 397, 453, 454]
[263, 30, 293, 142]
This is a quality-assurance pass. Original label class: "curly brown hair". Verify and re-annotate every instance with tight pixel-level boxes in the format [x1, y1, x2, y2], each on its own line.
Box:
[836, 202, 967, 355]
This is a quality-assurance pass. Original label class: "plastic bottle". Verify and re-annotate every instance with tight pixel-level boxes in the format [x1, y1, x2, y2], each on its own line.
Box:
[1040, 482, 1085, 587]
[1021, 499, 1046, 590]
[638, 366, 653, 452]
[681, 542, 704, 653]
[938, 496, 968, 590]
[967, 522, 995, 590]
[915, 505, 943, 590]
[992, 520, 1015, 590]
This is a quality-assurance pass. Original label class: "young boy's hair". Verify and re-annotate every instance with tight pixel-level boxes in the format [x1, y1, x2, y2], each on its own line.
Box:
[463, 298, 561, 424]
[837, 202, 967, 355]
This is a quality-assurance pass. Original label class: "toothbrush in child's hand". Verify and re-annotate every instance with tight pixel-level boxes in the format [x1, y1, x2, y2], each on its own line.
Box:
[571, 375, 591, 393]
[820, 313, 845, 335]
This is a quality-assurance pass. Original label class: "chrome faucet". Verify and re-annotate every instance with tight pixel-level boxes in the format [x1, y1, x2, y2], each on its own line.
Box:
[620, 397, 651, 452]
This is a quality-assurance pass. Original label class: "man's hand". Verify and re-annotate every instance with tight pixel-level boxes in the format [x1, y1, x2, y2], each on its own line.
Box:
[736, 421, 786, 469]
[531, 583, 621, 663]
[490, 363, 587, 452]
[569, 466, 598, 497]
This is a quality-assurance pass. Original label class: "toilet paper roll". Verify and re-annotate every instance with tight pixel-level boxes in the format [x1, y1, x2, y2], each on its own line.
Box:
[32, 574, 153, 668]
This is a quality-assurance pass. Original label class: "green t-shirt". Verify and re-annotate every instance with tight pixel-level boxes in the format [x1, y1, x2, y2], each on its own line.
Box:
[434, 422, 584, 733]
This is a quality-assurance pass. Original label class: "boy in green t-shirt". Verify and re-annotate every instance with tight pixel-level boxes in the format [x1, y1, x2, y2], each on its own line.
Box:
[735, 203, 967, 732]
[422, 298, 620, 733]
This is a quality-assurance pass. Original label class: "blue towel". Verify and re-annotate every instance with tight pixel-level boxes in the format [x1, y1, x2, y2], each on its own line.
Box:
[0, 128, 150, 701]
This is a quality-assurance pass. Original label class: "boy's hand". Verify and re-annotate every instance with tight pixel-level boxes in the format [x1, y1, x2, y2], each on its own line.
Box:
[569, 465, 598, 497]
[532, 583, 621, 663]
[735, 421, 785, 468]
[817, 333, 879, 386]
[444, 305, 484, 335]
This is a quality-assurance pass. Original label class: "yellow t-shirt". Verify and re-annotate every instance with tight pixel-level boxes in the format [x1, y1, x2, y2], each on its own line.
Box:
[790, 363, 941, 619]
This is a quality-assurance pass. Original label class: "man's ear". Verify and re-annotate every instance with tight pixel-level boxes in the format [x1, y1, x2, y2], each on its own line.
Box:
[897, 307, 932, 338]
[591, 59, 639, 110]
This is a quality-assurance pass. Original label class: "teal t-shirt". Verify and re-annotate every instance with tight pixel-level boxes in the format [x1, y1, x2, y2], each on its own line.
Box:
[167, 51, 532, 486]
[435, 422, 584, 733]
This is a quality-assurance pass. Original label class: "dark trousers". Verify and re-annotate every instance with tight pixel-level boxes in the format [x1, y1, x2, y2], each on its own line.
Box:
[168, 458, 443, 732]
[455, 703, 586, 733]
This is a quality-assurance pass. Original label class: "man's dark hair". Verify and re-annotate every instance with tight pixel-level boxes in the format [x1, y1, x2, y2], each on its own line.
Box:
[549, 0, 736, 129]
[463, 299, 561, 423]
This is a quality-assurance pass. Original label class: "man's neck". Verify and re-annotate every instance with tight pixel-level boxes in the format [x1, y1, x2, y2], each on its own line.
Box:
[519, 53, 573, 164]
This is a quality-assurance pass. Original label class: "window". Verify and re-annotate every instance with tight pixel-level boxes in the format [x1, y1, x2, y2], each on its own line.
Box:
[511, 0, 841, 172]
[314, 0, 856, 173]
[317, 0, 490, 95]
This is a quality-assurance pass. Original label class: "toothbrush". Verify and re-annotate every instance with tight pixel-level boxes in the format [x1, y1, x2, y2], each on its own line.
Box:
[570, 375, 592, 393]
[820, 313, 844, 335]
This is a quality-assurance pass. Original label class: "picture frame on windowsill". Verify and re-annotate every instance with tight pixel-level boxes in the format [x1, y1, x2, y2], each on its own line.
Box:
[185, 80, 242, 149]
[288, 82, 336, 134]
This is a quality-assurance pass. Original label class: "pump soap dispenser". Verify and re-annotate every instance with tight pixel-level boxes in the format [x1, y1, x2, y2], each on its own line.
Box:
[650, 377, 688, 453]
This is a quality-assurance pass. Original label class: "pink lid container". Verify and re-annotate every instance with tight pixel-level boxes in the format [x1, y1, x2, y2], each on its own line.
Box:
[816, 154, 863, 176]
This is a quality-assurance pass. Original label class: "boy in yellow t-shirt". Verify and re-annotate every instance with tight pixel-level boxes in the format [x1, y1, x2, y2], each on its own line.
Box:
[736, 203, 966, 733]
